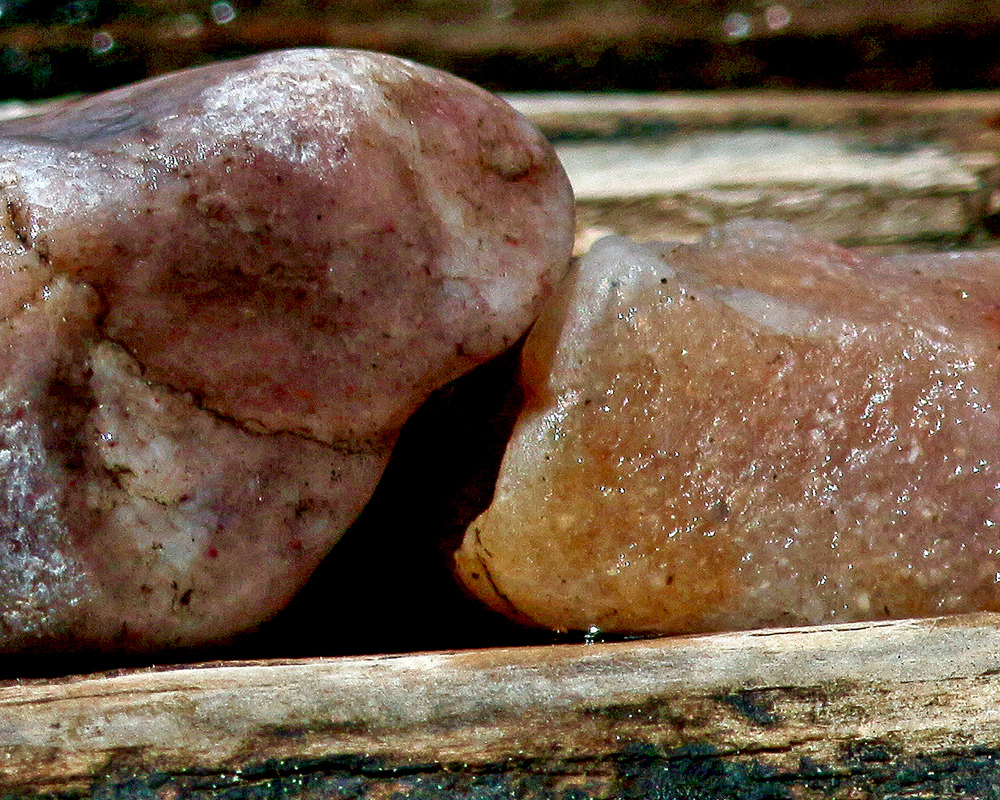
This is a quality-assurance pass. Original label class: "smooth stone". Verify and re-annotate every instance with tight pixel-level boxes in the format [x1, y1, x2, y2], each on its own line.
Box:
[0, 48, 573, 653]
[456, 220, 1000, 635]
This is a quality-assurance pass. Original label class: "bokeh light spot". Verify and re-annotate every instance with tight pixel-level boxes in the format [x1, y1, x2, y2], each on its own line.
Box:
[210, 1, 236, 25]
[91, 31, 115, 54]
[722, 12, 752, 39]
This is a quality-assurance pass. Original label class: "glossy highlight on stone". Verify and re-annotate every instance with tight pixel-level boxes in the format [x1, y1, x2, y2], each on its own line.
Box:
[456, 221, 1000, 635]
[0, 48, 574, 654]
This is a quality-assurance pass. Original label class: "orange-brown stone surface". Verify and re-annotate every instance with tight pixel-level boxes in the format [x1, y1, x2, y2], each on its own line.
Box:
[456, 221, 1000, 635]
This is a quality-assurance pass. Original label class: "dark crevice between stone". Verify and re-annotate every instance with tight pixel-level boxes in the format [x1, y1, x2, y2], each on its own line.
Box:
[238, 335, 565, 660]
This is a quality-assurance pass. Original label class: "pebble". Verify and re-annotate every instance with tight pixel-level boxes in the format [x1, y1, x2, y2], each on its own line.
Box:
[456, 221, 1000, 635]
[0, 48, 573, 654]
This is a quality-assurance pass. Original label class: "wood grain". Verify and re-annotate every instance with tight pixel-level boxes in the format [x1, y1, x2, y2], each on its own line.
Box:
[5, 614, 1000, 797]
[507, 91, 1000, 250]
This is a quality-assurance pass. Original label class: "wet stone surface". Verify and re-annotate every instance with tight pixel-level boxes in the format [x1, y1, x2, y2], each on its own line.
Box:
[457, 221, 1000, 635]
[0, 47, 573, 655]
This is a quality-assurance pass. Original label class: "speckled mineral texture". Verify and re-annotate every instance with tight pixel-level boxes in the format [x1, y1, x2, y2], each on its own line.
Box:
[0, 48, 573, 654]
[456, 221, 1000, 635]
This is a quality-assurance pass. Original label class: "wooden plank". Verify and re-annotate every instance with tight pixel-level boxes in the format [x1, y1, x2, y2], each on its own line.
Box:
[11, 0, 1000, 100]
[505, 92, 1000, 250]
[4, 614, 1000, 797]
[6, 1, 1000, 64]
[556, 129, 979, 248]
[506, 90, 1000, 133]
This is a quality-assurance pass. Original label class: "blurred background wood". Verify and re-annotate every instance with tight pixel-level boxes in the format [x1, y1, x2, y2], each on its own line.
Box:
[5, 0, 1000, 98]
[7, 1, 1000, 253]
[507, 91, 1000, 250]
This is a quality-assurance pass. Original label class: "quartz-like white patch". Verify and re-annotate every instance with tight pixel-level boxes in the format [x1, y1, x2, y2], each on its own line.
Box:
[0, 395, 88, 638]
[720, 286, 820, 337]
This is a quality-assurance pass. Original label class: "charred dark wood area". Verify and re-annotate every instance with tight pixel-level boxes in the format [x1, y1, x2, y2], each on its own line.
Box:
[20, 744, 1000, 800]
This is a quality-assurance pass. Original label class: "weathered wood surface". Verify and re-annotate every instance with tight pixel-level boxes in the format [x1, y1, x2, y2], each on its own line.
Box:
[508, 89, 1000, 133]
[4, 614, 1000, 798]
[507, 91, 1000, 250]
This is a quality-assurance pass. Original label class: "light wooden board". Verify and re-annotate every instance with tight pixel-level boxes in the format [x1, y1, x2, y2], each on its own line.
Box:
[4, 614, 1000, 797]
[508, 91, 1000, 251]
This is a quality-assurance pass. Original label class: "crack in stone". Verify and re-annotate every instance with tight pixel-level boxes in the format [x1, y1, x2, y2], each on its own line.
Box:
[95, 332, 395, 457]
[1, 193, 386, 458]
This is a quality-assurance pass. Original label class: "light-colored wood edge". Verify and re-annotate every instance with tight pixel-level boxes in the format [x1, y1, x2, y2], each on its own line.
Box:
[505, 90, 1000, 129]
[4, 613, 1000, 793]
[502, 91, 1000, 249]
